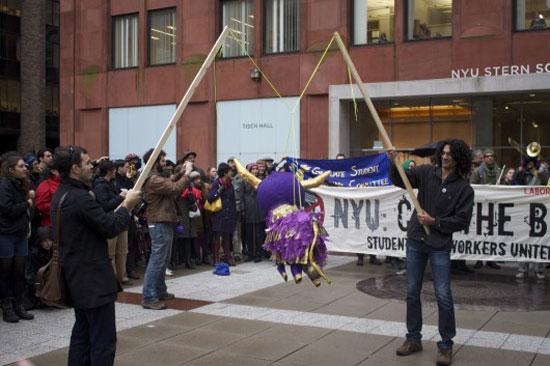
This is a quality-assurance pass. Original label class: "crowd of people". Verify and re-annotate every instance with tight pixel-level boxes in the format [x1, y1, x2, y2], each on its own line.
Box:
[468, 148, 549, 280]
[1, 141, 550, 366]
[0, 146, 277, 322]
[1, 145, 549, 322]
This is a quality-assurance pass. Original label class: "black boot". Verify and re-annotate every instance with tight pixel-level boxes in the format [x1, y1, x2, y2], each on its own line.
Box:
[2, 298, 19, 323]
[184, 242, 195, 269]
[14, 298, 34, 320]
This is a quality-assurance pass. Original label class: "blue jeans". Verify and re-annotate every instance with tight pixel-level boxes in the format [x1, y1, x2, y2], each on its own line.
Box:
[142, 224, 173, 304]
[0, 234, 28, 257]
[406, 239, 455, 350]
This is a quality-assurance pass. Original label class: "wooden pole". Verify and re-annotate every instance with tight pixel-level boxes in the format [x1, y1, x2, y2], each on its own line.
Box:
[496, 165, 506, 185]
[132, 26, 230, 191]
[333, 32, 430, 234]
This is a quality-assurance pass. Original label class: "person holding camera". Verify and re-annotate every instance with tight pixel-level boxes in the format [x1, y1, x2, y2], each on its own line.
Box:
[50, 146, 141, 366]
[141, 149, 192, 310]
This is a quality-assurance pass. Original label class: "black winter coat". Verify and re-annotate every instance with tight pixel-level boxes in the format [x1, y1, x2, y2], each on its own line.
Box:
[243, 182, 262, 224]
[51, 178, 131, 309]
[389, 162, 474, 251]
[0, 177, 30, 237]
[93, 177, 124, 212]
[513, 170, 549, 186]
[114, 173, 134, 192]
[208, 178, 237, 234]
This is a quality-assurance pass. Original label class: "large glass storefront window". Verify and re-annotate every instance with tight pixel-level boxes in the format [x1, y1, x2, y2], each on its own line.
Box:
[349, 93, 550, 171]
[406, 0, 453, 40]
[353, 0, 395, 45]
[516, 0, 550, 31]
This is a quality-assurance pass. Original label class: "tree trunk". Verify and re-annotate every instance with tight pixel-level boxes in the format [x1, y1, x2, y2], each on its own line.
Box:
[18, 0, 46, 153]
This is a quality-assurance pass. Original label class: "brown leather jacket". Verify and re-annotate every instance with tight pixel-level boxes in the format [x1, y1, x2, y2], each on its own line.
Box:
[143, 173, 188, 224]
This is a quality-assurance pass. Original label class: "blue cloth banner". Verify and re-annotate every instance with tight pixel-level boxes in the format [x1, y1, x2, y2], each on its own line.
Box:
[285, 154, 392, 187]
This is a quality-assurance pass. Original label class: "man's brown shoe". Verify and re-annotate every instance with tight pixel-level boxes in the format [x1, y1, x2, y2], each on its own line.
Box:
[142, 301, 167, 310]
[396, 340, 423, 356]
[436, 348, 452, 366]
[159, 292, 175, 300]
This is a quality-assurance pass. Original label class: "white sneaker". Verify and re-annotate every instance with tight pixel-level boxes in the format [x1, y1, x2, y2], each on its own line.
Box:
[536, 272, 545, 281]
[165, 269, 174, 276]
[515, 272, 525, 280]
[396, 269, 407, 276]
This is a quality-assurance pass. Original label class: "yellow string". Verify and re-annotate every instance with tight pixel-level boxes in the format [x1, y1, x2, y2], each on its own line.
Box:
[285, 36, 337, 165]
[348, 66, 359, 123]
[213, 54, 217, 106]
[292, 36, 335, 114]
[226, 29, 284, 99]
[225, 28, 337, 209]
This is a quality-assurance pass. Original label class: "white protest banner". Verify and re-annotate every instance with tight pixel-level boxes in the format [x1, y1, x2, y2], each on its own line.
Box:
[310, 185, 550, 262]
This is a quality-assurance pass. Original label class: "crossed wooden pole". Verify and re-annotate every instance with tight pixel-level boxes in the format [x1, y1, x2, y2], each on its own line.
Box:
[130, 26, 428, 234]
[132, 26, 231, 191]
[333, 32, 430, 234]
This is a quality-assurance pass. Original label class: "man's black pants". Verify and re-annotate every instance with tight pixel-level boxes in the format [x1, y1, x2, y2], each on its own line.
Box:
[68, 301, 116, 366]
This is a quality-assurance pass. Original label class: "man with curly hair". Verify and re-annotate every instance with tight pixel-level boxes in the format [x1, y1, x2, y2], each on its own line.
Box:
[388, 139, 474, 366]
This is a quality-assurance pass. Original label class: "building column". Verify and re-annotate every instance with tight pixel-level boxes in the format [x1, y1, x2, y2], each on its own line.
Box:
[472, 96, 493, 148]
[18, 0, 46, 152]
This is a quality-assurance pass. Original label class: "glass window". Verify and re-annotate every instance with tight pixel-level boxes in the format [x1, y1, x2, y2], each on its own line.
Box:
[112, 14, 138, 69]
[0, 79, 21, 112]
[149, 8, 176, 65]
[353, 0, 395, 45]
[431, 97, 472, 143]
[349, 100, 391, 157]
[516, 0, 550, 31]
[45, 0, 60, 26]
[0, 0, 21, 17]
[221, 0, 254, 58]
[46, 29, 59, 69]
[521, 93, 550, 158]
[389, 98, 431, 148]
[406, 0, 452, 40]
[264, 0, 299, 54]
[45, 84, 59, 116]
[0, 32, 19, 61]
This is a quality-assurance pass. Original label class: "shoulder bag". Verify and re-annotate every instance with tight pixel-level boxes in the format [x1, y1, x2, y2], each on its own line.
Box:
[35, 192, 69, 308]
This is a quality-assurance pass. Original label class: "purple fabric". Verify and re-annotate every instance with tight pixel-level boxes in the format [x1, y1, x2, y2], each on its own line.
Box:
[257, 172, 305, 219]
[263, 209, 327, 267]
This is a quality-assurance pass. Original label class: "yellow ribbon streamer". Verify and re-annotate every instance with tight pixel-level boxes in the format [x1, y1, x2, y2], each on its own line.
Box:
[348, 66, 359, 123]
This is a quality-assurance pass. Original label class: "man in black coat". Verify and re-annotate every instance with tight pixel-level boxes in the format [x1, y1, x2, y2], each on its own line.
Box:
[51, 146, 141, 366]
[389, 139, 474, 366]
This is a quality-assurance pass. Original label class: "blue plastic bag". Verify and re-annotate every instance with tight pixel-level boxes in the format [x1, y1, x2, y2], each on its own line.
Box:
[213, 262, 230, 276]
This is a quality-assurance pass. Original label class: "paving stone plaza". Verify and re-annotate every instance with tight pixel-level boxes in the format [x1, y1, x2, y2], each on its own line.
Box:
[2, 256, 550, 366]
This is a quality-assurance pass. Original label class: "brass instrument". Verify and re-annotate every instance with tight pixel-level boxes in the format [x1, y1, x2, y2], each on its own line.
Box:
[508, 137, 544, 160]
[527, 141, 541, 158]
